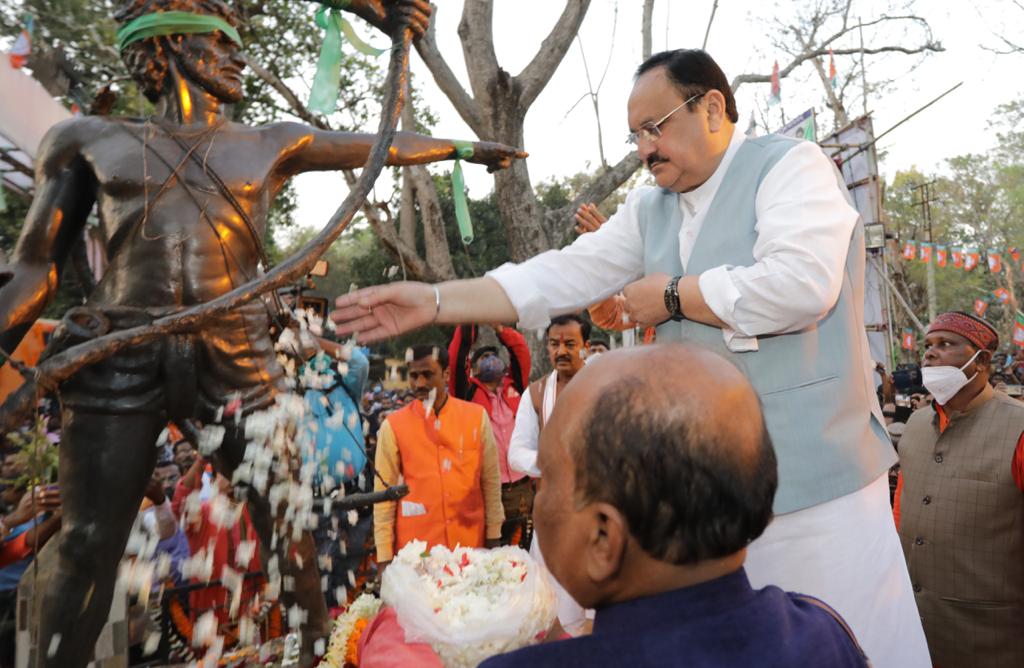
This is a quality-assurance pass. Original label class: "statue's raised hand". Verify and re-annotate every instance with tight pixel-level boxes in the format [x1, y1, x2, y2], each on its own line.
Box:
[344, 0, 432, 39]
[469, 142, 529, 173]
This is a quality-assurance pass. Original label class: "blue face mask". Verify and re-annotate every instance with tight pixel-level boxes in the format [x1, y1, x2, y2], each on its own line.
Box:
[476, 355, 507, 383]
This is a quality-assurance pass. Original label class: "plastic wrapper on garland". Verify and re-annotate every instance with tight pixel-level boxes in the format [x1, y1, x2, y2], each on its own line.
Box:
[381, 541, 557, 667]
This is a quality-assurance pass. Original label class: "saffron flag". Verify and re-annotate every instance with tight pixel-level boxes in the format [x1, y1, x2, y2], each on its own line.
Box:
[769, 60, 781, 106]
[902, 240, 917, 260]
[994, 288, 1012, 304]
[951, 248, 964, 268]
[9, 17, 32, 69]
[1010, 247, 1021, 263]
[828, 48, 837, 88]
[974, 298, 989, 317]
[936, 245, 948, 267]
[919, 242, 933, 264]
[988, 250, 1003, 273]
[965, 248, 980, 272]
[1014, 312, 1024, 348]
[901, 328, 916, 351]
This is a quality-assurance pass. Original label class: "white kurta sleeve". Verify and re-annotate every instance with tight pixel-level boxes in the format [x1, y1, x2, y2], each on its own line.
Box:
[487, 187, 652, 331]
[697, 141, 860, 337]
[507, 387, 541, 477]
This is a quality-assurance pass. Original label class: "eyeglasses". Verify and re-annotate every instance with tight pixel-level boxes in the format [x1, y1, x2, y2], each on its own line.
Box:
[626, 92, 706, 146]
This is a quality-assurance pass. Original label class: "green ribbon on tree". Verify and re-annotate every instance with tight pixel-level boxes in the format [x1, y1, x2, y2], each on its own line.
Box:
[116, 11, 242, 51]
[308, 2, 387, 115]
[451, 140, 475, 244]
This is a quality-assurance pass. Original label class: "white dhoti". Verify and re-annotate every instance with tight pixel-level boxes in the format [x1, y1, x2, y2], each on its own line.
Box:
[745, 473, 930, 668]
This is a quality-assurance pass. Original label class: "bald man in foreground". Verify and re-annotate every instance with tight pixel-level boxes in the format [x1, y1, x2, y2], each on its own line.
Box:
[482, 344, 868, 667]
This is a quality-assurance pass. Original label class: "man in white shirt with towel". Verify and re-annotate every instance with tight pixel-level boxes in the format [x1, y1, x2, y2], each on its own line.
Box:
[331, 48, 927, 667]
[508, 313, 592, 635]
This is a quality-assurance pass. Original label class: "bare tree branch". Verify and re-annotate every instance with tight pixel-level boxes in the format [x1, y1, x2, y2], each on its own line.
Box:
[243, 55, 330, 130]
[457, 0, 501, 102]
[414, 5, 485, 134]
[543, 152, 642, 239]
[518, 0, 592, 110]
[702, 0, 719, 50]
[575, 35, 607, 168]
[731, 42, 943, 91]
[642, 0, 654, 59]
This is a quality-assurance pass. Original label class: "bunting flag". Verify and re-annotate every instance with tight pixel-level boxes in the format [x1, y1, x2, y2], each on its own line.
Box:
[1011, 247, 1021, 263]
[902, 240, 917, 260]
[994, 287, 1012, 304]
[936, 245, 948, 267]
[9, 16, 32, 69]
[919, 242, 933, 264]
[901, 328, 916, 351]
[828, 48, 837, 88]
[974, 298, 989, 317]
[951, 247, 964, 268]
[988, 249, 1003, 273]
[769, 60, 781, 106]
[964, 248, 980, 272]
[1014, 312, 1024, 348]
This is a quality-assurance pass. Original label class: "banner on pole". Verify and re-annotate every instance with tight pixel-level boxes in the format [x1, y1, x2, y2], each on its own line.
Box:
[936, 245, 947, 267]
[901, 328, 916, 351]
[988, 250, 1003, 274]
[964, 248, 980, 272]
[1014, 312, 1024, 348]
[920, 242, 933, 264]
[777, 108, 816, 142]
[952, 248, 964, 268]
[902, 240, 917, 260]
[994, 288, 1012, 304]
[974, 298, 989, 317]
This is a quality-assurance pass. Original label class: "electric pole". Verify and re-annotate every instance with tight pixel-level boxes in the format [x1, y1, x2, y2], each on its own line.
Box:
[911, 181, 940, 323]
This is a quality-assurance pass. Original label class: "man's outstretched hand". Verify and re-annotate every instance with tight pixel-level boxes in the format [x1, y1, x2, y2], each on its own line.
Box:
[470, 142, 529, 173]
[331, 282, 437, 343]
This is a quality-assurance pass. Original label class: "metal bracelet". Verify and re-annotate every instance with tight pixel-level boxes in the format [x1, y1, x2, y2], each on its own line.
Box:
[432, 284, 442, 323]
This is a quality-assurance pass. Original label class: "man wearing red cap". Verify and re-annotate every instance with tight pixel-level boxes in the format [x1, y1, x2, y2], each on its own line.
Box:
[895, 311, 1024, 668]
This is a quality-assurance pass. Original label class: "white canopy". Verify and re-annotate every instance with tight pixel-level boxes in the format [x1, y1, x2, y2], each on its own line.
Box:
[0, 53, 71, 197]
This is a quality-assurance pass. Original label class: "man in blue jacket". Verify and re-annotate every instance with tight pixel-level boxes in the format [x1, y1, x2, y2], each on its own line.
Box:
[482, 345, 868, 668]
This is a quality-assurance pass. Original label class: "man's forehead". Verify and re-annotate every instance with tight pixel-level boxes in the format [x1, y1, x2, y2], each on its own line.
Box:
[628, 68, 677, 124]
[925, 329, 972, 346]
[548, 324, 584, 341]
[408, 357, 440, 371]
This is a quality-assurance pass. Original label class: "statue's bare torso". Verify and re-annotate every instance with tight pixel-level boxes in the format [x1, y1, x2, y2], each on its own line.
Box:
[71, 116, 297, 308]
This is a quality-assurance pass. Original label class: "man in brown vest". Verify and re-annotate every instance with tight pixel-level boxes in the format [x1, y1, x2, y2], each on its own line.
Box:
[896, 311, 1024, 668]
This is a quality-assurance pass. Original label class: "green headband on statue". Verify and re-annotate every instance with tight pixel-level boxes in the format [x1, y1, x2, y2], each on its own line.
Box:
[116, 11, 242, 51]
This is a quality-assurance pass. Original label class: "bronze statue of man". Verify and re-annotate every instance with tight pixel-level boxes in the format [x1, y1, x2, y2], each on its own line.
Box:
[0, 0, 523, 665]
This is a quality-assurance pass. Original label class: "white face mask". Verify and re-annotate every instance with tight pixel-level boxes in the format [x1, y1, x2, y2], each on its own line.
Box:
[921, 349, 982, 405]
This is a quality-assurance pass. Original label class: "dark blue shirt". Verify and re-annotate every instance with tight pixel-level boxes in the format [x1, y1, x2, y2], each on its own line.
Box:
[480, 568, 867, 668]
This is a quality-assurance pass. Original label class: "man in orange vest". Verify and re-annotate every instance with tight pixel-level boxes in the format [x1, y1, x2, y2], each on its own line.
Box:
[373, 344, 504, 573]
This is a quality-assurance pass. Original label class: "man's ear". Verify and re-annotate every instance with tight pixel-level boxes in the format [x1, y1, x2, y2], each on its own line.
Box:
[977, 349, 994, 372]
[704, 89, 727, 132]
[583, 502, 628, 585]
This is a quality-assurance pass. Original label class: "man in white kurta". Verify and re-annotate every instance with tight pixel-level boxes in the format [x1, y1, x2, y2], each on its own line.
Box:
[332, 48, 928, 667]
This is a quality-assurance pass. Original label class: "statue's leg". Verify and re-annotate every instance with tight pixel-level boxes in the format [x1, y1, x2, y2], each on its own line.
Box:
[37, 408, 162, 668]
[216, 424, 329, 666]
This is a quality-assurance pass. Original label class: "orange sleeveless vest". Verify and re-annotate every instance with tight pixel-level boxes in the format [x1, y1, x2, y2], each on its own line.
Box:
[386, 397, 487, 554]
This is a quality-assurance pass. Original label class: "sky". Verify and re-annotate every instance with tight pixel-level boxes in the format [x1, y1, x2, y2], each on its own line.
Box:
[287, 0, 1024, 238]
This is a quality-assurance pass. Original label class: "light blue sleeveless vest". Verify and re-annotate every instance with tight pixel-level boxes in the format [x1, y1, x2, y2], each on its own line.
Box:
[641, 134, 896, 513]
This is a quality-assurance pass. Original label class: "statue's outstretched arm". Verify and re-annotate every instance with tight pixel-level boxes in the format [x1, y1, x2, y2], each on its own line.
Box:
[273, 125, 526, 177]
[0, 118, 96, 355]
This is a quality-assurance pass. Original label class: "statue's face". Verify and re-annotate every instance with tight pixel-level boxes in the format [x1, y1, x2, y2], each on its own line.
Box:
[174, 29, 245, 103]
